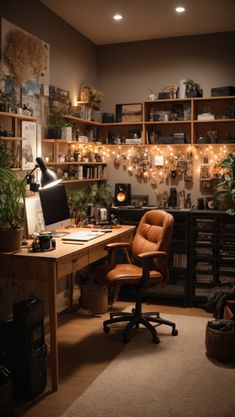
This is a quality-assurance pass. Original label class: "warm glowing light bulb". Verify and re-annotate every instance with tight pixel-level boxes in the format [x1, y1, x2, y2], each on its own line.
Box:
[113, 13, 123, 21]
[175, 6, 185, 13]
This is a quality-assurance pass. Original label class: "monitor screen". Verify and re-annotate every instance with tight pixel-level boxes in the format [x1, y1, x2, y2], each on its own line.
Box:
[39, 184, 71, 234]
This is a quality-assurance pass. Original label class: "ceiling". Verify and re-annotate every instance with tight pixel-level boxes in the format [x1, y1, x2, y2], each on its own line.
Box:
[40, 0, 235, 45]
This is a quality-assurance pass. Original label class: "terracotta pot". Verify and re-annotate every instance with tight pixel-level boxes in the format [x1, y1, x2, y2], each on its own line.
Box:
[0, 227, 23, 252]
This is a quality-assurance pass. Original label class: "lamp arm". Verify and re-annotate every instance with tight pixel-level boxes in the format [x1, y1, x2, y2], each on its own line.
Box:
[23, 164, 38, 182]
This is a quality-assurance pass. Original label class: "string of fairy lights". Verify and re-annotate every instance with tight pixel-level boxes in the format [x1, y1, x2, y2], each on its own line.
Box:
[72, 143, 234, 185]
[45, 141, 235, 186]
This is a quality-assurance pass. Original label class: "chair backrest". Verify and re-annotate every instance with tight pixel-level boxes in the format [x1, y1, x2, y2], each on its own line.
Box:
[131, 210, 174, 279]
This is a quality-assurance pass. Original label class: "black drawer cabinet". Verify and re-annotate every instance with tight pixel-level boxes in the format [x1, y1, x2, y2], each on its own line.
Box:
[110, 207, 190, 306]
[189, 210, 235, 306]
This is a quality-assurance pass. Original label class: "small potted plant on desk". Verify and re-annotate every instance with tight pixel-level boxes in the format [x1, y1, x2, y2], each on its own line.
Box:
[0, 142, 26, 251]
[67, 188, 91, 227]
[214, 150, 235, 215]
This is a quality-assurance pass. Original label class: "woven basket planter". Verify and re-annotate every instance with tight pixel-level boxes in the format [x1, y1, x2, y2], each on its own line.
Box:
[205, 323, 235, 362]
[80, 283, 108, 314]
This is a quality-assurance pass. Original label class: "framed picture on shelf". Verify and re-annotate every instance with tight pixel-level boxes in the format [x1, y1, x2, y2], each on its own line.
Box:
[116, 103, 142, 123]
[21, 121, 37, 170]
[200, 165, 211, 179]
[22, 79, 40, 117]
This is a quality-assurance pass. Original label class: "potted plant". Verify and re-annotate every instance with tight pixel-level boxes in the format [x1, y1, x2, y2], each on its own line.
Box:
[48, 108, 72, 139]
[0, 89, 17, 112]
[0, 142, 26, 251]
[214, 150, 235, 215]
[184, 79, 202, 98]
[90, 183, 113, 208]
[67, 188, 91, 226]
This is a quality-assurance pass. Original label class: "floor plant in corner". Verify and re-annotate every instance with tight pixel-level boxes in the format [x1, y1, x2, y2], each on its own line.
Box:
[0, 142, 26, 251]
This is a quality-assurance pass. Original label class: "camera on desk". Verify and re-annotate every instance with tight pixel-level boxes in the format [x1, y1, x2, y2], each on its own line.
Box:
[32, 232, 56, 252]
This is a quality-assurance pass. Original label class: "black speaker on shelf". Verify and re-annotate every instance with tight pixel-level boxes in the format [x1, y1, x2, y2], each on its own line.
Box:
[114, 183, 131, 206]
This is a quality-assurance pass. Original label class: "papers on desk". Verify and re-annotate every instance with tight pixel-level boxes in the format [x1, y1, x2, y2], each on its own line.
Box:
[62, 231, 105, 242]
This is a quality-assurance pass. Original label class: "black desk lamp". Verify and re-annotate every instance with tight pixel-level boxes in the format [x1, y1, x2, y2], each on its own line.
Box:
[24, 157, 62, 191]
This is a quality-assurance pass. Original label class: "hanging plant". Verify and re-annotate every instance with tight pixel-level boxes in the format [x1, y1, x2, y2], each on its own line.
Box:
[3, 29, 47, 84]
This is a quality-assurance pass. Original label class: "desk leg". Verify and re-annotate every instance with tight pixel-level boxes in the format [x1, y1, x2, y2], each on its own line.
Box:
[48, 263, 59, 391]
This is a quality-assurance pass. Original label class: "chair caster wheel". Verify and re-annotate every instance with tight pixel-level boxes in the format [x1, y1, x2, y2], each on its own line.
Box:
[103, 325, 110, 334]
[172, 328, 178, 336]
[123, 335, 130, 343]
[153, 336, 160, 344]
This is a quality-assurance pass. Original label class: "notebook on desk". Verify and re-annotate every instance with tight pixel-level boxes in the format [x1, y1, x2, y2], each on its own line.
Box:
[62, 230, 105, 242]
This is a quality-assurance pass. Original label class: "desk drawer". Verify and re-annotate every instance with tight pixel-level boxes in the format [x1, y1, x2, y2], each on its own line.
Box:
[89, 242, 107, 263]
[58, 252, 88, 278]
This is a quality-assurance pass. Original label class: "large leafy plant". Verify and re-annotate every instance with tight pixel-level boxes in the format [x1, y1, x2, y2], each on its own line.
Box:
[0, 142, 26, 229]
[215, 150, 235, 215]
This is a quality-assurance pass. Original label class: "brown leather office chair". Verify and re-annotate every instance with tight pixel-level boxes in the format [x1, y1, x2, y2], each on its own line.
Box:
[93, 210, 178, 343]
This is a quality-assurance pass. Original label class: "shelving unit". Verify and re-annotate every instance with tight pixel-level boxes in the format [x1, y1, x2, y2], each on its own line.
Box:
[0, 111, 38, 170]
[62, 96, 235, 147]
[192, 96, 235, 145]
[144, 98, 192, 145]
[41, 138, 107, 184]
[143, 96, 235, 146]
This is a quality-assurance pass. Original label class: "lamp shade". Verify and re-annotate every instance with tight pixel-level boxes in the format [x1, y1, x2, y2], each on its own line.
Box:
[36, 157, 62, 189]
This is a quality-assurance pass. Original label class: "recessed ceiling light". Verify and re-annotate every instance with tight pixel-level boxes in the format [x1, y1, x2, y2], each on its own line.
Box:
[175, 6, 186, 13]
[113, 14, 123, 21]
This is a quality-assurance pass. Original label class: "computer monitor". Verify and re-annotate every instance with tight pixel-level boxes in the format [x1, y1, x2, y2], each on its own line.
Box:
[39, 184, 71, 235]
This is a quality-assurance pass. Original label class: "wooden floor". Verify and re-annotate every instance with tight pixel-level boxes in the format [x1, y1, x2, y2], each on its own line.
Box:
[14, 301, 211, 417]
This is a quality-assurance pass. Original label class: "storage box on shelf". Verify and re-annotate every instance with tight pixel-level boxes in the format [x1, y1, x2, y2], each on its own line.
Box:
[0, 111, 38, 170]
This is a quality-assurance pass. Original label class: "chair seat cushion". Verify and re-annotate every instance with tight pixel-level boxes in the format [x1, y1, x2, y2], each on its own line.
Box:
[94, 263, 164, 286]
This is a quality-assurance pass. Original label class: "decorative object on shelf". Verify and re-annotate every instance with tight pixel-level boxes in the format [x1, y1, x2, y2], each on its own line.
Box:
[111, 145, 193, 186]
[47, 108, 72, 139]
[215, 150, 235, 215]
[158, 84, 178, 100]
[0, 142, 26, 251]
[225, 101, 235, 119]
[177, 79, 186, 99]
[3, 29, 48, 84]
[0, 89, 17, 112]
[21, 79, 40, 117]
[78, 83, 103, 110]
[200, 165, 211, 179]
[184, 79, 203, 98]
[116, 103, 142, 123]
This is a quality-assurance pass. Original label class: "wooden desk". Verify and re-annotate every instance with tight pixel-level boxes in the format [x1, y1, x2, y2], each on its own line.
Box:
[0, 225, 135, 391]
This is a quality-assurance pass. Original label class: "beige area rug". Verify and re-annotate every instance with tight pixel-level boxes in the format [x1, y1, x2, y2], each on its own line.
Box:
[61, 314, 235, 417]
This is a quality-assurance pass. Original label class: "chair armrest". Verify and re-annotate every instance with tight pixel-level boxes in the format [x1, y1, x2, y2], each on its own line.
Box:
[105, 242, 131, 263]
[105, 242, 131, 250]
[137, 251, 169, 287]
[137, 250, 167, 260]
